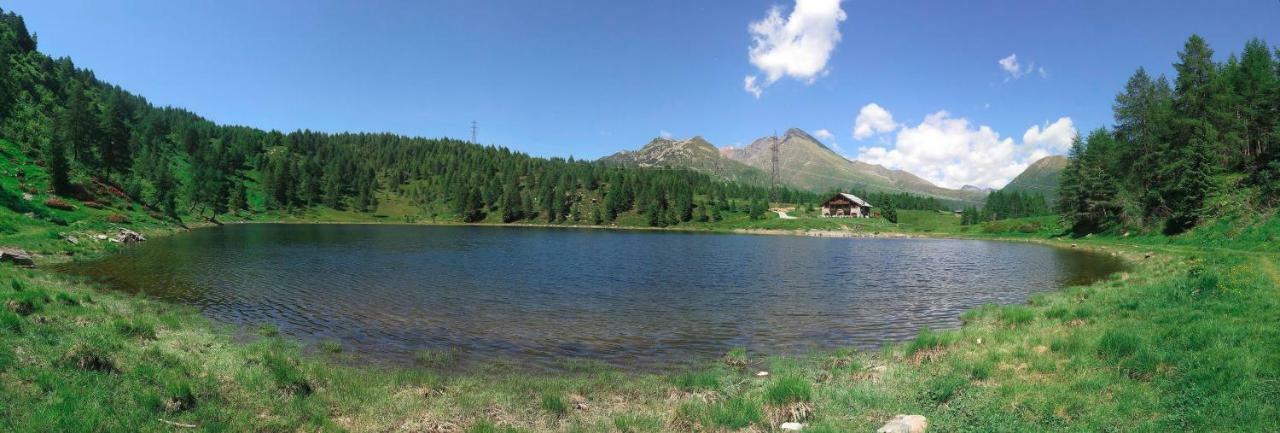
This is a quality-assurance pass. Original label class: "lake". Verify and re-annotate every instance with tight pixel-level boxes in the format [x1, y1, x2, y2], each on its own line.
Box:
[60, 224, 1124, 370]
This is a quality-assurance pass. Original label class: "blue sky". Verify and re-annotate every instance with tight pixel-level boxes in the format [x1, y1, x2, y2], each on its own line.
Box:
[7, 0, 1280, 188]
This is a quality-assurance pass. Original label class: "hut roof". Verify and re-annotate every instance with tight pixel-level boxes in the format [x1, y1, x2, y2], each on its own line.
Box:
[823, 193, 872, 208]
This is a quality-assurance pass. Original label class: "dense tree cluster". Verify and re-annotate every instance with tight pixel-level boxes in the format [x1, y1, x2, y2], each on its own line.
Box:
[1058, 35, 1280, 234]
[960, 190, 1050, 225]
[838, 190, 948, 212]
[0, 9, 820, 226]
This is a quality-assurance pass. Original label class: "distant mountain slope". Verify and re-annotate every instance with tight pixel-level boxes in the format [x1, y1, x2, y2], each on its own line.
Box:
[721, 128, 988, 207]
[601, 136, 771, 185]
[1001, 155, 1067, 203]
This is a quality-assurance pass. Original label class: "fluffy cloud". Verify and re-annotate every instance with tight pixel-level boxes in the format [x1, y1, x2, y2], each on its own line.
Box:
[854, 107, 1077, 189]
[743, 76, 763, 98]
[813, 128, 839, 150]
[998, 54, 1026, 79]
[998, 53, 1047, 81]
[1022, 117, 1076, 152]
[743, 0, 846, 97]
[852, 103, 898, 139]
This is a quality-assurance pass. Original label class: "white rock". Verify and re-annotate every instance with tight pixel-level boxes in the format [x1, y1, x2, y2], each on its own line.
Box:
[22, 193, 33, 201]
[756, 371, 769, 377]
[95, 234, 108, 241]
[780, 421, 804, 431]
[877, 414, 928, 433]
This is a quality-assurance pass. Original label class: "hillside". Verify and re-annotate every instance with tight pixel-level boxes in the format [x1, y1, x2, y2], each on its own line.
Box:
[1001, 155, 1067, 203]
[600, 136, 771, 186]
[721, 128, 988, 207]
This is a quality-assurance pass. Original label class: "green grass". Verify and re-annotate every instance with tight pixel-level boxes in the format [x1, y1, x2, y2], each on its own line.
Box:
[764, 376, 812, 405]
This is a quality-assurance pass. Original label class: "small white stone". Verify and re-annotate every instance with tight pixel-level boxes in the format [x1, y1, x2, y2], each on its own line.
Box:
[756, 371, 769, 377]
[780, 421, 804, 431]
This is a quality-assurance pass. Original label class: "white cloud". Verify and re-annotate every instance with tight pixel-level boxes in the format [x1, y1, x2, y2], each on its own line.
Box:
[1022, 117, 1076, 152]
[998, 53, 1049, 81]
[852, 103, 898, 139]
[743, 75, 763, 98]
[743, 0, 846, 97]
[659, 130, 673, 139]
[998, 54, 1026, 79]
[855, 109, 1077, 189]
[813, 128, 839, 150]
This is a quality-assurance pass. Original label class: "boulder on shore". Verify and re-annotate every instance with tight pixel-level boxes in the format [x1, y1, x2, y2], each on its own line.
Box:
[0, 248, 35, 267]
[113, 229, 146, 244]
[877, 415, 928, 433]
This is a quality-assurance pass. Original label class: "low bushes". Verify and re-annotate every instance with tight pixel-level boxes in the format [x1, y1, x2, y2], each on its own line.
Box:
[43, 196, 75, 211]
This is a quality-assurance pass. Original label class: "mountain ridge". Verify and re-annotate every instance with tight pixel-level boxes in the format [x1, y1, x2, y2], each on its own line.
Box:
[1001, 155, 1068, 203]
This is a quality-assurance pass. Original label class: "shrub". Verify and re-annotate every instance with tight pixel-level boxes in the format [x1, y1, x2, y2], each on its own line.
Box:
[106, 213, 131, 224]
[42, 197, 75, 211]
[765, 376, 812, 405]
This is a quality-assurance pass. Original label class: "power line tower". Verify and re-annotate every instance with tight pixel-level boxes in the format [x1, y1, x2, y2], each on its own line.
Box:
[471, 121, 478, 143]
[769, 130, 780, 204]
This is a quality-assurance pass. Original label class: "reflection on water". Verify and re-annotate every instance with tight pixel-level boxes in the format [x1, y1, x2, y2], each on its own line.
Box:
[60, 224, 1125, 369]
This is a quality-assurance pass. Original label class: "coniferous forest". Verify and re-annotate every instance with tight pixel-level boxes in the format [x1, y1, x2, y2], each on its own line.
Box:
[0, 8, 821, 230]
[1057, 35, 1280, 235]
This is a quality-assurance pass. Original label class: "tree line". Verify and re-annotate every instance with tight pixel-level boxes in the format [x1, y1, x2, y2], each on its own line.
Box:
[1058, 35, 1280, 234]
[960, 190, 1051, 225]
[0, 8, 822, 227]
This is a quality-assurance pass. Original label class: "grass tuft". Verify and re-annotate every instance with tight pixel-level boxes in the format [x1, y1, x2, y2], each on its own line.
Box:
[765, 376, 812, 405]
[998, 305, 1036, 327]
[906, 327, 949, 355]
[262, 352, 312, 396]
[113, 318, 157, 340]
[671, 370, 721, 391]
[414, 347, 462, 368]
[708, 397, 763, 429]
[539, 393, 568, 416]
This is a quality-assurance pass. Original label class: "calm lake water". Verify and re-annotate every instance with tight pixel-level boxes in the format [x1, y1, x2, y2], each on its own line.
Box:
[60, 224, 1124, 369]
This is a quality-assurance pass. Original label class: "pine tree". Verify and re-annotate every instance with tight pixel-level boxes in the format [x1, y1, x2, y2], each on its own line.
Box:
[1159, 35, 1221, 233]
[500, 182, 522, 223]
[45, 139, 71, 195]
[881, 199, 898, 223]
[229, 181, 248, 213]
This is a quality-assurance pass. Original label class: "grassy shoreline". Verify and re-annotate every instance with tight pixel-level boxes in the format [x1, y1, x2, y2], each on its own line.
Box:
[3, 209, 1278, 431]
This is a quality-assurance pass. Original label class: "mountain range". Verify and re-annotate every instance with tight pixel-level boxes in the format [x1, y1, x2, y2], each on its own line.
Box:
[599, 136, 771, 185]
[603, 128, 1016, 208]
